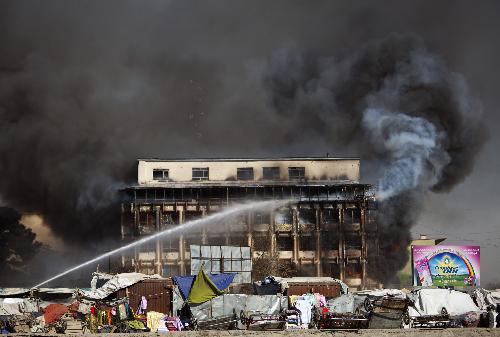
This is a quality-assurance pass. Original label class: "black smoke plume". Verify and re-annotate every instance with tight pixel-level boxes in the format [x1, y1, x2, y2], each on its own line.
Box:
[0, 2, 487, 285]
[263, 34, 486, 282]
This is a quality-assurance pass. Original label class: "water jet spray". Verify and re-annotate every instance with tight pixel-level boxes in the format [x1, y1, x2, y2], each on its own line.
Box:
[32, 199, 289, 288]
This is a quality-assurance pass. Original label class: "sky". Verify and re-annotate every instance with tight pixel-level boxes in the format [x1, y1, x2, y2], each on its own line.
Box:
[1, 1, 499, 285]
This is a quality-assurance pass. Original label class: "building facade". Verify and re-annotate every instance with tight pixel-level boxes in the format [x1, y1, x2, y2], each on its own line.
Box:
[120, 157, 380, 289]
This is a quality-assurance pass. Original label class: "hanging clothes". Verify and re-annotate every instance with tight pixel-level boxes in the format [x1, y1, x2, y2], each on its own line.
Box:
[137, 296, 148, 315]
[289, 295, 299, 306]
[146, 311, 164, 332]
[118, 303, 127, 320]
[295, 297, 314, 325]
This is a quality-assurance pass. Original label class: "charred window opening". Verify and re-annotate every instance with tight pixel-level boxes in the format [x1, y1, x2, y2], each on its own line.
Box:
[345, 234, 362, 250]
[253, 235, 271, 251]
[163, 265, 180, 278]
[322, 208, 339, 224]
[192, 167, 209, 181]
[346, 260, 362, 278]
[237, 167, 254, 180]
[138, 211, 155, 234]
[275, 209, 293, 224]
[344, 208, 361, 224]
[277, 235, 293, 251]
[299, 236, 315, 251]
[323, 262, 341, 279]
[254, 212, 270, 224]
[163, 237, 179, 253]
[298, 208, 316, 224]
[288, 167, 305, 180]
[263, 167, 280, 180]
[153, 169, 169, 180]
[321, 231, 339, 250]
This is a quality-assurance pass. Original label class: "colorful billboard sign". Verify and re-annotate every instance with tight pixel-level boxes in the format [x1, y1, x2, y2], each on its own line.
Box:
[412, 245, 480, 287]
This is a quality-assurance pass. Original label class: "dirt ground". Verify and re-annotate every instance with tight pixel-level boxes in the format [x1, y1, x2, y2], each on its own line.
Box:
[7, 328, 500, 337]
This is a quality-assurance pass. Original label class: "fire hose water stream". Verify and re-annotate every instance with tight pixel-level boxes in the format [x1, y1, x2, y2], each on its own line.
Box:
[32, 199, 289, 288]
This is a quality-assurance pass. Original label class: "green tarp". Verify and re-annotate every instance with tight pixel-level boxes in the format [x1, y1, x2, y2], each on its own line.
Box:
[187, 269, 224, 304]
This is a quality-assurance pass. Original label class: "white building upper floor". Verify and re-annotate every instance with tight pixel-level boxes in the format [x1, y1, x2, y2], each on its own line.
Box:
[137, 157, 360, 186]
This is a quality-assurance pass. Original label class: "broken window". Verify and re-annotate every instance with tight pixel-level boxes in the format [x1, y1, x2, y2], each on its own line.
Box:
[275, 209, 293, 224]
[153, 169, 169, 180]
[288, 167, 305, 180]
[254, 212, 270, 224]
[298, 208, 316, 224]
[192, 167, 209, 181]
[263, 167, 280, 180]
[277, 236, 293, 251]
[322, 208, 339, 224]
[300, 236, 315, 251]
[237, 167, 254, 180]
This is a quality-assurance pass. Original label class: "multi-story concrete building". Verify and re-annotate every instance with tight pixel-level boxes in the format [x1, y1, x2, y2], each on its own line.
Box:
[120, 157, 379, 289]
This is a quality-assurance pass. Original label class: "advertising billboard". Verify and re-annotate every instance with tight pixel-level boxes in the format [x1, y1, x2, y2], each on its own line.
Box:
[412, 245, 480, 287]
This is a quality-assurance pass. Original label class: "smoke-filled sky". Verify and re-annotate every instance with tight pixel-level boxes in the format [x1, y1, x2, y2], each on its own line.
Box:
[1, 1, 500, 285]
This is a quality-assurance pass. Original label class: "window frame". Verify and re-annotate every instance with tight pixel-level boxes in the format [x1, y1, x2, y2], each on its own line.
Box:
[288, 167, 305, 180]
[237, 167, 254, 181]
[192, 167, 209, 181]
[152, 169, 169, 181]
[262, 167, 280, 180]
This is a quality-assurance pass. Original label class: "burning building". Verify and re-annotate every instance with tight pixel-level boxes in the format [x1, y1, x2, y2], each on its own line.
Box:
[120, 157, 380, 289]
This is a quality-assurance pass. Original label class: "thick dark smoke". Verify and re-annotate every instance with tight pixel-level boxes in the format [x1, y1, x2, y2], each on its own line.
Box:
[263, 35, 486, 281]
[0, 2, 490, 285]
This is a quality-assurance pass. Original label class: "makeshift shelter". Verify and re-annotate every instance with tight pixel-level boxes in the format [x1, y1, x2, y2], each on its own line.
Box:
[408, 288, 481, 316]
[78, 273, 163, 300]
[173, 273, 235, 301]
[187, 270, 225, 304]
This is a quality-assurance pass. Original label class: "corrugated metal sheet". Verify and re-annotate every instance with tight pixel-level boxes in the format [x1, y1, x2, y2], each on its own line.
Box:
[117, 279, 173, 315]
[286, 282, 341, 298]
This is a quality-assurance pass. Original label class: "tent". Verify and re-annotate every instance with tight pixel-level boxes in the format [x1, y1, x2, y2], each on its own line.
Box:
[173, 273, 235, 301]
[187, 270, 225, 304]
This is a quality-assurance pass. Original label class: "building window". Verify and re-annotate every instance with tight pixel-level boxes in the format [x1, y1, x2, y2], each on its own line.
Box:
[192, 167, 209, 181]
[288, 167, 305, 180]
[263, 167, 280, 180]
[254, 212, 270, 225]
[237, 167, 254, 180]
[153, 169, 169, 180]
[277, 236, 293, 251]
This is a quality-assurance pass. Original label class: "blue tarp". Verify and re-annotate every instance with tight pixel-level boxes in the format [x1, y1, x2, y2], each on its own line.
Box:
[173, 273, 236, 300]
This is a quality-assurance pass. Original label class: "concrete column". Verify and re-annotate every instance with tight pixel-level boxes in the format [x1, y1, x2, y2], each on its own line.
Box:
[133, 206, 139, 272]
[201, 208, 208, 245]
[270, 210, 276, 255]
[246, 211, 253, 248]
[155, 206, 162, 275]
[338, 204, 345, 281]
[292, 207, 299, 266]
[178, 207, 185, 275]
[120, 203, 125, 268]
[315, 206, 322, 277]
[360, 205, 367, 289]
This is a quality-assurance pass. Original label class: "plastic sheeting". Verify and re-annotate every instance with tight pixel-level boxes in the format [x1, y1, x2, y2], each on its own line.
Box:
[78, 273, 163, 300]
[408, 289, 480, 317]
[173, 273, 236, 300]
[190, 294, 287, 323]
[356, 289, 407, 299]
[0, 298, 38, 315]
[471, 288, 497, 310]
